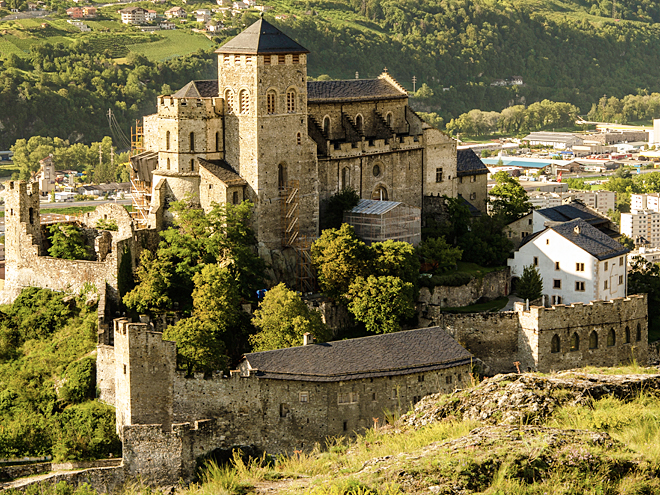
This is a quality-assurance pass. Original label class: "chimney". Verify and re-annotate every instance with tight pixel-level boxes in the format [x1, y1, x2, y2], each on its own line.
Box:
[303, 333, 314, 346]
[574, 225, 581, 235]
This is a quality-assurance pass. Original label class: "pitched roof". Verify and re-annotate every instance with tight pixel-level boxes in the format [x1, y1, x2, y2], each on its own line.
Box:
[197, 158, 246, 186]
[537, 202, 609, 227]
[348, 199, 402, 216]
[549, 218, 629, 261]
[457, 149, 489, 177]
[172, 80, 218, 98]
[308, 77, 407, 103]
[242, 326, 473, 382]
[216, 18, 309, 54]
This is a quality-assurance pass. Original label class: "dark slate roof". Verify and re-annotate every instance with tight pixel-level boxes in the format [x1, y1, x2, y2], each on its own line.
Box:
[172, 80, 218, 98]
[242, 326, 473, 382]
[216, 18, 309, 54]
[549, 219, 629, 261]
[537, 203, 609, 227]
[457, 149, 489, 177]
[308, 78, 407, 103]
[197, 158, 246, 186]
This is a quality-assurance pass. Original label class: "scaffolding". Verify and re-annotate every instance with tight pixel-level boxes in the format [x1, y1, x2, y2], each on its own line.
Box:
[281, 181, 317, 293]
[343, 199, 421, 246]
[129, 120, 151, 229]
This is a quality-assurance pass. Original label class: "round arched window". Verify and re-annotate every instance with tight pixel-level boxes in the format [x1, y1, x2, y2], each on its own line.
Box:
[373, 164, 381, 177]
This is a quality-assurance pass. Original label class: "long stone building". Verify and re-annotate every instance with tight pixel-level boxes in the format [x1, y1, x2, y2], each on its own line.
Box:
[133, 17, 487, 258]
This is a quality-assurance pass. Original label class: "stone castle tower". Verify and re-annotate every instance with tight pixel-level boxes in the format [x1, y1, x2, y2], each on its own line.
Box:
[143, 18, 319, 252]
[216, 19, 319, 249]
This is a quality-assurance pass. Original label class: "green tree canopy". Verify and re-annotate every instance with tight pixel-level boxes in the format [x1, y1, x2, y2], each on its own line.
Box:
[516, 265, 544, 301]
[489, 171, 533, 223]
[250, 283, 330, 352]
[311, 224, 373, 300]
[371, 240, 420, 287]
[346, 275, 416, 334]
[47, 224, 90, 261]
[162, 264, 243, 375]
[416, 236, 463, 274]
[321, 188, 360, 231]
[123, 198, 265, 314]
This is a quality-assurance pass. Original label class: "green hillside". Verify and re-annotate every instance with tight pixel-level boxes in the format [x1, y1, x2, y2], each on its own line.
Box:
[2, 0, 660, 145]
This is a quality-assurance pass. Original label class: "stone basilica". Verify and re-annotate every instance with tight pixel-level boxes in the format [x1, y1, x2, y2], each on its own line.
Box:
[132, 17, 488, 256]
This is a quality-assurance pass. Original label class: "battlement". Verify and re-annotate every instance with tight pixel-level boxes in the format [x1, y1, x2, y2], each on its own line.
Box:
[515, 294, 647, 321]
[157, 96, 223, 119]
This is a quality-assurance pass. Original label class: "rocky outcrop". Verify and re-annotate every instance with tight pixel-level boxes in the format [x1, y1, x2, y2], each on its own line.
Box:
[400, 372, 660, 428]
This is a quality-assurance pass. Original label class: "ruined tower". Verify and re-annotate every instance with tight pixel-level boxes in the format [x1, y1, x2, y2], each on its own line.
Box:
[215, 18, 319, 250]
[4, 181, 42, 266]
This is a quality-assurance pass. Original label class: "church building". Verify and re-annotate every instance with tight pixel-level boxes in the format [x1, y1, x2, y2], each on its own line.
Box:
[133, 17, 487, 256]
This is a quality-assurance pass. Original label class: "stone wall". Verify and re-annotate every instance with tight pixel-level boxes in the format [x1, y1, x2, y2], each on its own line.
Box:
[423, 295, 649, 374]
[96, 344, 116, 405]
[527, 296, 648, 372]
[0, 462, 51, 482]
[103, 319, 471, 484]
[418, 268, 510, 311]
[1, 181, 160, 308]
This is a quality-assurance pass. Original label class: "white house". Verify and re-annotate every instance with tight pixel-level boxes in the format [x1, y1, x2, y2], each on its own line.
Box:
[119, 6, 148, 24]
[508, 218, 629, 305]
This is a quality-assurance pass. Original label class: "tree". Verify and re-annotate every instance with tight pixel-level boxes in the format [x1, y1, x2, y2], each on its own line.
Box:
[371, 240, 420, 287]
[416, 236, 463, 273]
[162, 264, 242, 375]
[321, 188, 360, 230]
[47, 224, 90, 260]
[516, 265, 543, 301]
[489, 171, 532, 223]
[250, 283, 330, 351]
[417, 112, 443, 129]
[618, 234, 635, 250]
[414, 83, 434, 99]
[311, 224, 372, 299]
[628, 256, 660, 338]
[346, 275, 416, 334]
[123, 198, 265, 314]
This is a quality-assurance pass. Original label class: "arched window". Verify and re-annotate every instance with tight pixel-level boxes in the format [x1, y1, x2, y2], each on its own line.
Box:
[625, 326, 631, 344]
[239, 89, 249, 114]
[278, 163, 287, 191]
[225, 89, 234, 113]
[323, 116, 330, 135]
[267, 90, 276, 114]
[386, 112, 393, 128]
[355, 114, 363, 133]
[372, 186, 388, 201]
[637, 323, 642, 341]
[215, 131, 220, 152]
[570, 332, 579, 352]
[286, 89, 296, 113]
[341, 167, 349, 189]
[551, 334, 560, 353]
[589, 330, 598, 349]
[166, 158, 170, 170]
[607, 328, 616, 347]
[296, 132, 302, 145]
[189, 132, 195, 152]
[166, 130, 170, 150]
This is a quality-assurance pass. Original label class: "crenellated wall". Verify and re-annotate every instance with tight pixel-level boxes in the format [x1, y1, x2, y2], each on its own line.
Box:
[425, 295, 648, 374]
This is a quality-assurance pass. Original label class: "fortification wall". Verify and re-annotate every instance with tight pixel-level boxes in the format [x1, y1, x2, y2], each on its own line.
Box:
[426, 296, 648, 374]
[438, 312, 521, 374]
[525, 295, 649, 372]
[96, 345, 116, 405]
[418, 268, 510, 310]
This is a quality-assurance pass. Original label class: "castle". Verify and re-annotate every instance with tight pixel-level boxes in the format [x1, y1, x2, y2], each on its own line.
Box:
[132, 17, 488, 260]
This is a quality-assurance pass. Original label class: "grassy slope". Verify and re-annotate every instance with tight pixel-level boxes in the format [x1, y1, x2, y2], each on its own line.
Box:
[177, 368, 660, 495]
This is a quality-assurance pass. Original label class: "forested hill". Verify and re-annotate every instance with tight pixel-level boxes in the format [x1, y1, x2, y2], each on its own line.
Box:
[3, 0, 660, 147]
[274, 0, 660, 115]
